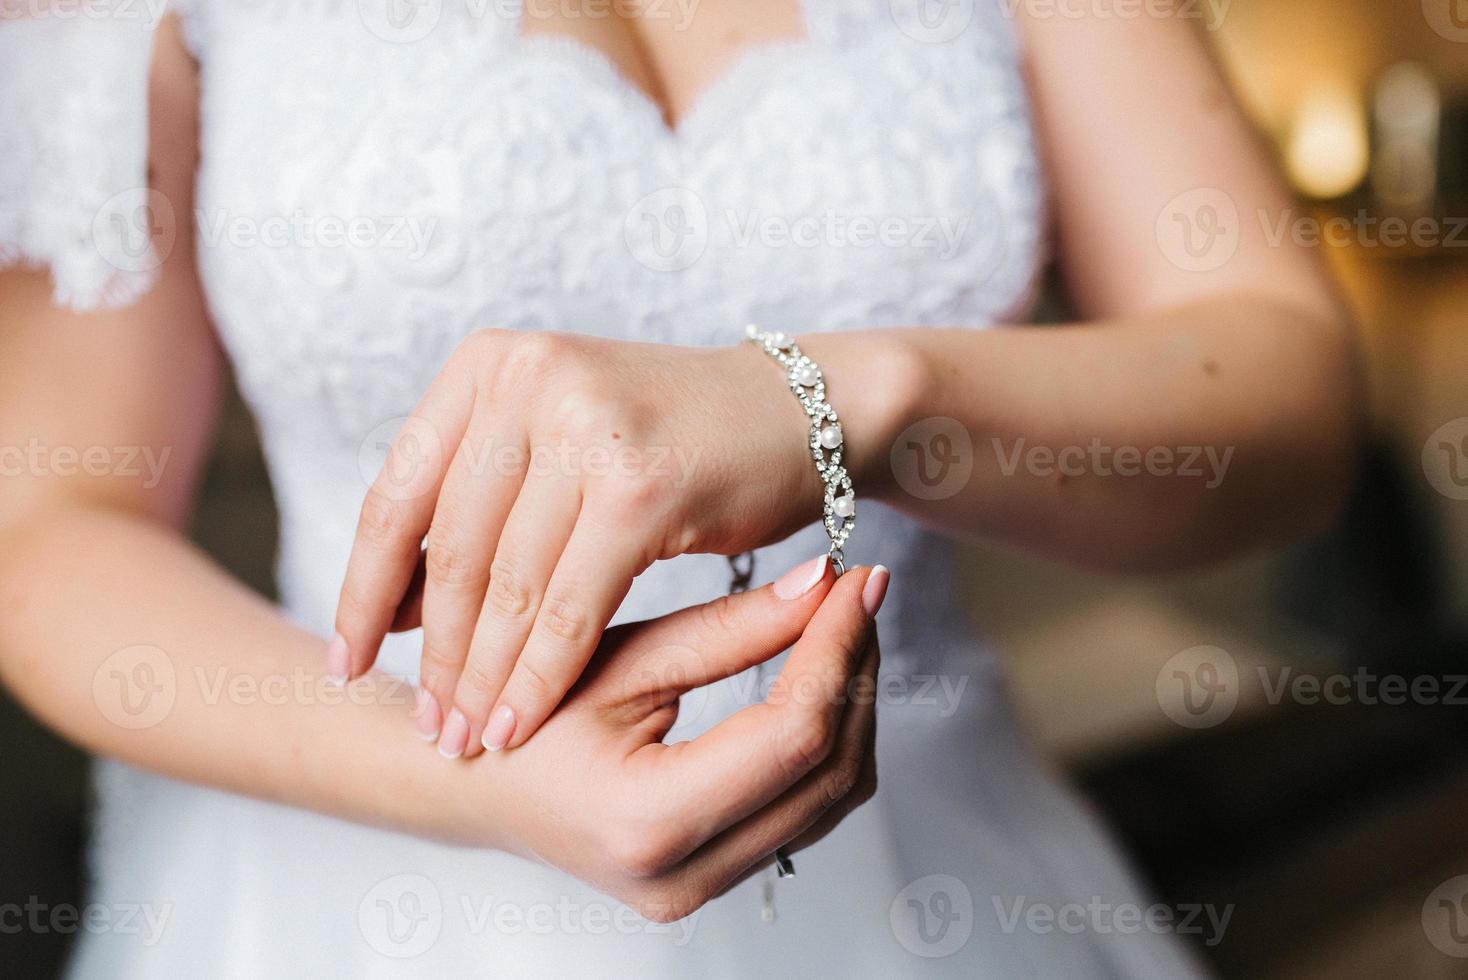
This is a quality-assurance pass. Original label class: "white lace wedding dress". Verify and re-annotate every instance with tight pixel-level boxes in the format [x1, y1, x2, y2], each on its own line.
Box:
[2, 1, 1205, 976]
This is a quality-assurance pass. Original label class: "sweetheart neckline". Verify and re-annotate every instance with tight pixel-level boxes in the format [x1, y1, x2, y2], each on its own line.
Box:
[507, 2, 816, 145]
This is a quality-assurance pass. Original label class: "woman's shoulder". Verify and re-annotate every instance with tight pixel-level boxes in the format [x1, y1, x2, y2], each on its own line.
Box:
[0, 5, 199, 311]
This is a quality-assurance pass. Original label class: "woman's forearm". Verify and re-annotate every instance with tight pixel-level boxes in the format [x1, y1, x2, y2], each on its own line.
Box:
[0, 502, 504, 848]
[0, 500, 887, 919]
[803, 293, 1361, 571]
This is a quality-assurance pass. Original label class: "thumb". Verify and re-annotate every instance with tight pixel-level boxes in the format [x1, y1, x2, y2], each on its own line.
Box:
[607, 554, 835, 699]
[766, 561, 887, 714]
[620, 566, 887, 859]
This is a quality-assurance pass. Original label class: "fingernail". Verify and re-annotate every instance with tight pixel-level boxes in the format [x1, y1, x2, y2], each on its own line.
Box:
[325, 633, 349, 685]
[862, 565, 890, 617]
[773, 555, 828, 600]
[482, 704, 516, 752]
[437, 708, 470, 759]
[413, 689, 442, 741]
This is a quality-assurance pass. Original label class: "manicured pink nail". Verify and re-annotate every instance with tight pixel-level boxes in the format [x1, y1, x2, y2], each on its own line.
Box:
[773, 555, 828, 600]
[325, 633, 349, 685]
[437, 708, 470, 759]
[413, 689, 442, 742]
[482, 704, 516, 752]
[862, 565, 890, 617]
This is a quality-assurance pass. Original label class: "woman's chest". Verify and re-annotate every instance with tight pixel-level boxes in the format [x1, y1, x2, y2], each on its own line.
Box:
[182, 0, 1045, 437]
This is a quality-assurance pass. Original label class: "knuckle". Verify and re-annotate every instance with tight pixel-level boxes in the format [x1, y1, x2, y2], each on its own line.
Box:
[608, 830, 677, 881]
[609, 473, 664, 513]
[424, 527, 481, 588]
[421, 676, 455, 707]
[783, 710, 836, 775]
[454, 330, 510, 391]
[538, 594, 593, 645]
[510, 658, 557, 703]
[547, 386, 603, 435]
[663, 521, 699, 560]
[695, 594, 741, 643]
[356, 490, 403, 541]
[486, 559, 536, 618]
[501, 332, 569, 386]
[629, 884, 698, 924]
[455, 327, 508, 363]
[457, 657, 503, 701]
[417, 640, 465, 688]
[820, 758, 861, 808]
[816, 775, 847, 813]
[417, 659, 458, 699]
[644, 897, 696, 924]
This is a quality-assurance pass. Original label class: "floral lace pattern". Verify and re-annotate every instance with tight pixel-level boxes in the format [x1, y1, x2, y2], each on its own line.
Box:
[0, 11, 162, 309]
[3, 1, 1046, 435]
[180, 0, 1046, 442]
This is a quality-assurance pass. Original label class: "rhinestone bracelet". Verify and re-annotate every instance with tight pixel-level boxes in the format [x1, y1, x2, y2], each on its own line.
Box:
[743, 324, 855, 573]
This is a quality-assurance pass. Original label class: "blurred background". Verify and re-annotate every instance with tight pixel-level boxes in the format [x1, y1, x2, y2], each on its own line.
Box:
[3, 1, 1467, 976]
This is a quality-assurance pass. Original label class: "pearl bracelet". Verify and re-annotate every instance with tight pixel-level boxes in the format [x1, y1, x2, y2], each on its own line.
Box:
[744, 324, 855, 572]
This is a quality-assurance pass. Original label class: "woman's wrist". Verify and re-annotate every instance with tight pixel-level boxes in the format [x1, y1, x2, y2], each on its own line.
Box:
[792, 329, 931, 508]
[718, 341, 829, 517]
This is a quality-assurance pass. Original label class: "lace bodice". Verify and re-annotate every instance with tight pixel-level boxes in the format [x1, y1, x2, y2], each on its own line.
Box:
[190, 0, 1043, 437]
[3, 0, 1048, 641]
[1, 5, 1206, 977]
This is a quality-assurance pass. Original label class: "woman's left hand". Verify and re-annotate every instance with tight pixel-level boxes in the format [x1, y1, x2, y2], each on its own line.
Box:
[331, 328, 822, 757]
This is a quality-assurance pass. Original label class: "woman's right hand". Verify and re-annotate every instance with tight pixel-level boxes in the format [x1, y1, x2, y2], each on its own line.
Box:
[475, 558, 888, 922]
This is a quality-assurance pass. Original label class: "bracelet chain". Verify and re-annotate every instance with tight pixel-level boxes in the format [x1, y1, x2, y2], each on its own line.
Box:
[743, 324, 855, 571]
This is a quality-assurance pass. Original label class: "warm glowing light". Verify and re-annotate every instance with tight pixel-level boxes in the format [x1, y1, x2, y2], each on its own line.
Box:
[1285, 83, 1369, 200]
[1372, 63, 1440, 211]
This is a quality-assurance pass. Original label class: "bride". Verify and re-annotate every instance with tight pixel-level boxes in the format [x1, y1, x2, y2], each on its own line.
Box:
[0, 0, 1357, 975]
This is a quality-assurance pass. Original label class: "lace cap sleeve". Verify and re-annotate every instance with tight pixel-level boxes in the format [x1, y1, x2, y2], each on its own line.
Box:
[0, 8, 171, 311]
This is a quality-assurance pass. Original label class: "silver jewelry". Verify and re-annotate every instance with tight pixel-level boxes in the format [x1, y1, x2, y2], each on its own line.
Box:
[773, 847, 796, 878]
[737, 324, 856, 917]
[736, 324, 856, 921]
[743, 324, 855, 573]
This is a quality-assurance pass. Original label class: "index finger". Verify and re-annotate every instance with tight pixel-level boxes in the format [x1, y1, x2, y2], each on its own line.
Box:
[331, 373, 472, 681]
